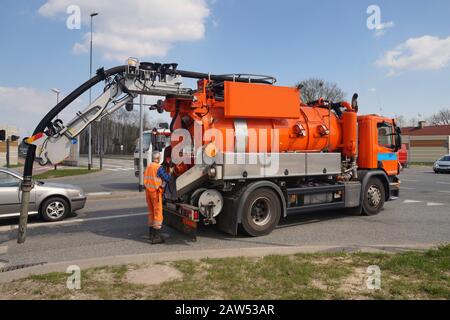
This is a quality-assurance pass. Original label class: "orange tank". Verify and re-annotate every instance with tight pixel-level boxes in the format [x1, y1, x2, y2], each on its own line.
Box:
[164, 80, 357, 170]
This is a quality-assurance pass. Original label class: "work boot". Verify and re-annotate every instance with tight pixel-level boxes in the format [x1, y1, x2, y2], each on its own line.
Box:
[148, 227, 155, 241]
[150, 229, 165, 244]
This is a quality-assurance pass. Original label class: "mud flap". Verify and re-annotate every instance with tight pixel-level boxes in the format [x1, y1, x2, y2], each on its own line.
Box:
[216, 194, 239, 236]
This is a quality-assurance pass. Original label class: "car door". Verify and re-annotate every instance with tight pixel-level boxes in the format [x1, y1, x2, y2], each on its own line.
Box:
[0, 171, 22, 215]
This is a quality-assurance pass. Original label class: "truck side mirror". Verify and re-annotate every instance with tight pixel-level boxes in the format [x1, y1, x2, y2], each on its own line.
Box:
[394, 127, 402, 152]
[0, 130, 5, 141]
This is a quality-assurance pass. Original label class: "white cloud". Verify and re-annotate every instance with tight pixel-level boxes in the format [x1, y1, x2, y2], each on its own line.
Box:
[38, 0, 210, 61]
[0, 87, 54, 136]
[0, 87, 84, 136]
[377, 35, 450, 75]
[374, 21, 394, 38]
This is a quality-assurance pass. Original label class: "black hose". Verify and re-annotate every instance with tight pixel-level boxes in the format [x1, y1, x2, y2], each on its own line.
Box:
[176, 70, 273, 84]
[170, 100, 181, 132]
[23, 65, 126, 178]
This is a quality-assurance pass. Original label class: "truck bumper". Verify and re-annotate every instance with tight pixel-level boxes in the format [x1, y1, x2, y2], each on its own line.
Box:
[163, 202, 199, 241]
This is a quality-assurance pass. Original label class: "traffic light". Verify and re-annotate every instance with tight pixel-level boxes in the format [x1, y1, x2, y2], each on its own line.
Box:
[0, 130, 5, 141]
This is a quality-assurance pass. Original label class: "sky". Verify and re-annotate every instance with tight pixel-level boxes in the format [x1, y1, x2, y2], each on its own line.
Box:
[0, 0, 449, 136]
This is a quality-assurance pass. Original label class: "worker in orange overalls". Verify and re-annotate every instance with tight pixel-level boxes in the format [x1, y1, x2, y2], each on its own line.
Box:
[144, 151, 172, 244]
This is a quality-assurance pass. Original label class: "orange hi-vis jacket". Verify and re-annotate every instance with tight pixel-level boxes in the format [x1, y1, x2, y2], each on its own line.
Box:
[144, 162, 163, 192]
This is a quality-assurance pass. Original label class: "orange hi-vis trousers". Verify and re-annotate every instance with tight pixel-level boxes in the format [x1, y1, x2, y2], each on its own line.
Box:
[145, 189, 163, 229]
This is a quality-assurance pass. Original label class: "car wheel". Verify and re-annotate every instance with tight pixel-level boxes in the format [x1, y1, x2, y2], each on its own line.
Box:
[40, 197, 70, 222]
[362, 177, 385, 216]
[240, 188, 281, 237]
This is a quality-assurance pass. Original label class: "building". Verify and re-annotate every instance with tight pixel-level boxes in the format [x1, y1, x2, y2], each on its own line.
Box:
[0, 125, 19, 167]
[401, 122, 450, 163]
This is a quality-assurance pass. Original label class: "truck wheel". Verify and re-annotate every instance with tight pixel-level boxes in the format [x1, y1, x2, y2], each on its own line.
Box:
[362, 177, 385, 216]
[40, 197, 70, 222]
[240, 188, 281, 237]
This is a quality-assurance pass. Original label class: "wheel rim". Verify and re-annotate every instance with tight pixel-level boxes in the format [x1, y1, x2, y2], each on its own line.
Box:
[250, 197, 271, 226]
[367, 185, 382, 208]
[46, 201, 65, 219]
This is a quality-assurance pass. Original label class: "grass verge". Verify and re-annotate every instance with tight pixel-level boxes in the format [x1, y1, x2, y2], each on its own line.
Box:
[0, 245, 449, 300]
[34, 168, 100, 180]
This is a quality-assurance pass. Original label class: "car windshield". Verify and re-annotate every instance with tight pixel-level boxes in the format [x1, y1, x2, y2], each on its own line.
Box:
[439, 156, 450, 161]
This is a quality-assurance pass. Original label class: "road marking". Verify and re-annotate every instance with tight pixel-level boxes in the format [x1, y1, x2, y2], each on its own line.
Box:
[0, 246, 8, 254]
[402, 179, 418, 182]
[403, 200, 422, 203]
[0, 212, 147, 233]
[436, 181, 450, 185]
[401, 187, 416, 190]
[427, 202, 445, 206]
[438, 190, 450, 194]
[86, 192, 112, 196]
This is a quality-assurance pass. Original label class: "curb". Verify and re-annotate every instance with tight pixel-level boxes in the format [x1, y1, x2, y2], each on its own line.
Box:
[0, 244, 436, 283]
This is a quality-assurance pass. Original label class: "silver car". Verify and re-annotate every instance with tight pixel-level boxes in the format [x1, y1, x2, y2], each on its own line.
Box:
[433, 155, 450, 174]
[0, 168, 86, 221]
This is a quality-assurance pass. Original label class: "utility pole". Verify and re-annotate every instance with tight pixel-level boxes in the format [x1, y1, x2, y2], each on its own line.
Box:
[99, 116, 103, 170]
[51, 88, 60, 170]
[88, 12, 98, 170]
[4, 134, 19, 168]
[6, 138, 10, 168]
[139, 95, 144, 192]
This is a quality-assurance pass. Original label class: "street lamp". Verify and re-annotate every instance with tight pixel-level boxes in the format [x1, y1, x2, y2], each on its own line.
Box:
[51, 88, 60, 104]
[88, 12, 99, 171]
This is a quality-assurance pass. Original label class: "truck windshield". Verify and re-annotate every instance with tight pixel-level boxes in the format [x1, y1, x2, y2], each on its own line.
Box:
[377, 123, 395, 149]
[135, 133, 152, 152]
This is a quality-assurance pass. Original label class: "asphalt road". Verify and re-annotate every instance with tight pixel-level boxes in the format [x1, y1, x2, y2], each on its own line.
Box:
[70, 156, 137, 193]
[1, 166, 449, 269]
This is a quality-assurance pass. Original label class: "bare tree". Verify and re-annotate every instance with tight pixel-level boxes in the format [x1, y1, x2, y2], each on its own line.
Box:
[394, 114, 407, 127]
[430, 108, 450, 125]
[296, 78, 346, 103]
[409, 117, 418, 127]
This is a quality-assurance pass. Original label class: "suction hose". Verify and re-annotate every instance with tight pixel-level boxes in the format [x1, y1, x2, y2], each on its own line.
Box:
[18, 65, 127, 244]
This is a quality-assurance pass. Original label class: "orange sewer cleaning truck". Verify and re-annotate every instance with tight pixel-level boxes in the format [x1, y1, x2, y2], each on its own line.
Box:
[19, 59, 402, 242]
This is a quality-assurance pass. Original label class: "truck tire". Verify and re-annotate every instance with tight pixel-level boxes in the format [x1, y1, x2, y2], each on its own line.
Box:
[40, 197, 70, 222]
[240, 188, 281, 237]
[362, 177, 385, 216]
